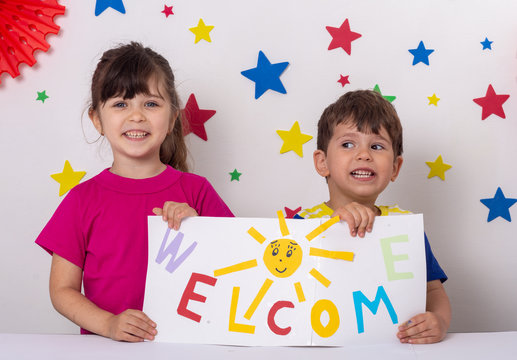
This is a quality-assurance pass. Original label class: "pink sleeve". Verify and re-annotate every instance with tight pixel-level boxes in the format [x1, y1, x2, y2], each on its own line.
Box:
[194, 178, 234, 217]
[35, 189, 87, 269]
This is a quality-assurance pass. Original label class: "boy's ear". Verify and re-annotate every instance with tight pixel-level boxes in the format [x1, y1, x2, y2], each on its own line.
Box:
[391, 156, 404, 181]
[89, 109, 103, 135]
[314, 150, 330, 178]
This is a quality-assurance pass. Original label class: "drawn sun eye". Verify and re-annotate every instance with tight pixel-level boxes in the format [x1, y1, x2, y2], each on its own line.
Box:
[272, 248, 279, 256]
[286, 249, 293, 257]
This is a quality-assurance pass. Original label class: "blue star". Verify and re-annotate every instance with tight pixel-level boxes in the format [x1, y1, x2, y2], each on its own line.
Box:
[241, 51, 289, 99]
[408, 41, 434, 66]
[480, 187, 517, 222]
[480, 37, 493, 50]
[95, 0, 126, 16]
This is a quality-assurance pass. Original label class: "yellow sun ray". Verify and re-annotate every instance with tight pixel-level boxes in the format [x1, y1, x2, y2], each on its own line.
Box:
[244, 278, 274, 320]
[277, 210, 289, 236]
[309, 268, 331, 288]
[305, 216, 340, 241]
[309, 247, 354, 261]
[214, 259, 258, 277]
[294, 281, 305, 302]
[247, 227, 266, 244]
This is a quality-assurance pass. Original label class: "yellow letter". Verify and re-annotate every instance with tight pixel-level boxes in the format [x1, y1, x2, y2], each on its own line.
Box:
[311, 299, 340, 338]
[229, 287, 255, 334]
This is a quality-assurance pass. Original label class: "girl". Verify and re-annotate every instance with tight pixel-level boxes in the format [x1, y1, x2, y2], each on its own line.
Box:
[36, 42, 233, 342]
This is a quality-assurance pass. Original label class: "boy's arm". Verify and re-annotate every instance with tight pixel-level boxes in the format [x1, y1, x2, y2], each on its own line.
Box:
[49, 254, 157, 342]
[397, 280, 451, 344]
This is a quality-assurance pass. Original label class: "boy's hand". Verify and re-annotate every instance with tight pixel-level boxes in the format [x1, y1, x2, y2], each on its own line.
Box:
[107, 309, 157, 342]
[396, 311, 448, 344]
[153, 201, 198, 230]
[333, 202, 376, 237]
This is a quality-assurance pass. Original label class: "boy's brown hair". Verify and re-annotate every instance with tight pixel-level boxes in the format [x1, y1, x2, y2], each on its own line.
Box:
[317, 90, 403, 157]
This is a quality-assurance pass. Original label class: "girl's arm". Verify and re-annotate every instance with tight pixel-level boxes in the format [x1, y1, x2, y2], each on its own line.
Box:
[49, 254, 157, 342]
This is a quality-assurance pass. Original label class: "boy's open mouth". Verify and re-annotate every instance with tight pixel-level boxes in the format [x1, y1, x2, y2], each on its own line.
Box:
[351, 170, 375, 179]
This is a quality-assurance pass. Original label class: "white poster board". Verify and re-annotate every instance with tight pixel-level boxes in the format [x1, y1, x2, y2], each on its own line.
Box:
[144, 214, 426, 346]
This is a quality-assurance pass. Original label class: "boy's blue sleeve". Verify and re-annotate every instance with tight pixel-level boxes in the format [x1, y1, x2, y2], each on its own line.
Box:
[424, 233, 448, 283]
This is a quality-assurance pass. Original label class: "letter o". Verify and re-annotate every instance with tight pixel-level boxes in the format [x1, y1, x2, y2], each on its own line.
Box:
[311, 299, 340, 338]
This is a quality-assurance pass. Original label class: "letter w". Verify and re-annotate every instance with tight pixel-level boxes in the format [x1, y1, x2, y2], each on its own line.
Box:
[155, 228, 197, 274]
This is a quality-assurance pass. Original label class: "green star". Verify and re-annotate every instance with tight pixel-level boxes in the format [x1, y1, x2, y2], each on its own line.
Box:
[373, 84, 396, 103]
[36, 90, 49, 103]
[229, 169, 242, 181]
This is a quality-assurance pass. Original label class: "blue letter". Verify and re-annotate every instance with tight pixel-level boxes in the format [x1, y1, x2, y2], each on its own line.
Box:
[352, 285, 398, 334]
[155, 229, 197, 274]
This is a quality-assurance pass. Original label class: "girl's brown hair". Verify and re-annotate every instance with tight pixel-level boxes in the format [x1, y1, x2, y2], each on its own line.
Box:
[88, 42, 188, 172]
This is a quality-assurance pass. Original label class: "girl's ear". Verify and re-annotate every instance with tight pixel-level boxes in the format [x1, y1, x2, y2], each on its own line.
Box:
[169, 110, 179, 135]
[391, 155, 404, 182]
[89, 109, 103, 135]
[313, 150, 330, 178]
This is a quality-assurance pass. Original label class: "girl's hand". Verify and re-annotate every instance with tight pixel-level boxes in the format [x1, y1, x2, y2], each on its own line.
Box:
[153, 201, 198, 230]
[332, 202, 376, 237]
[396, 311, 448, 344]
[107, 309, 157, 342]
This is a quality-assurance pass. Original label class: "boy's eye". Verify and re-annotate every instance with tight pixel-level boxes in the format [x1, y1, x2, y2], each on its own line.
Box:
[371, 144, 385, 150]
[342, 142, 354, 149]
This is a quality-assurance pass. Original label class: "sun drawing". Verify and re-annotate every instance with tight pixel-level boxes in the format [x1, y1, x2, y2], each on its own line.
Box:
[213, 210, 354, 328]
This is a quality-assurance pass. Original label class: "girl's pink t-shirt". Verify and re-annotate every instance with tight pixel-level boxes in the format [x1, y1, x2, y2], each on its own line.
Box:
[36, 166, 233, 333]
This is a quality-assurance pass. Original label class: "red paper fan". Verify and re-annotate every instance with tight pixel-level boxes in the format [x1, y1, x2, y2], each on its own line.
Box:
[0, 0, 65, 83]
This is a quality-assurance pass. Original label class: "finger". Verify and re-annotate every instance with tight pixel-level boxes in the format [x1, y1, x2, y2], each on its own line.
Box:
[152, 207, 163, 216]
[405, 329, 441, 344]
[124, 322, 157, 341]
[126, 309, 157, 328]
[352, 205, 370, 238]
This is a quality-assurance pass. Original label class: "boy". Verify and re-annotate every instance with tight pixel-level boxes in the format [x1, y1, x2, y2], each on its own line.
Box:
[297, 90, 451, 344]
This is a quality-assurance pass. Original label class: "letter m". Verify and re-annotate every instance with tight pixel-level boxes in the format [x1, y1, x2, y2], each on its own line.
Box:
[352, 285, 398, 334]
[155, 228, 197, 274]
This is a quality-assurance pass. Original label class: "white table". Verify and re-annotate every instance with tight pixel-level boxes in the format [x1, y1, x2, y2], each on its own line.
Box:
[1, 332, 516, 360]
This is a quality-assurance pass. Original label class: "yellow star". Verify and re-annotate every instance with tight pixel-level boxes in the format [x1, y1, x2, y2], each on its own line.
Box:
[189, 18, 214, 43]
[426, 155, 452, 181]
[50, 160, 86, 196]
[428, 93, 440, 106]
[276, 121, 313, 157]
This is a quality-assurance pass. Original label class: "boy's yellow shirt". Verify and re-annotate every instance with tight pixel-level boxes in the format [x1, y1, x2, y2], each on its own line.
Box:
[298, 202, 411, 219]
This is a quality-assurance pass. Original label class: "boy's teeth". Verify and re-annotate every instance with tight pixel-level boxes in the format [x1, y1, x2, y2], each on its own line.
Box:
[352, 170, 373, 178]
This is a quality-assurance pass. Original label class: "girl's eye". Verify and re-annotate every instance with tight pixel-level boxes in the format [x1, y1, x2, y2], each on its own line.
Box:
[113, 102, 126, 108]
[371, 144, 384, 150]
[342, 142, 354, 149]
[145, 101, 159, 108]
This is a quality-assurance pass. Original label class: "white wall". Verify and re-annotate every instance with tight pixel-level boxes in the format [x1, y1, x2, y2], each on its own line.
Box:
[1, 0, 516, 334]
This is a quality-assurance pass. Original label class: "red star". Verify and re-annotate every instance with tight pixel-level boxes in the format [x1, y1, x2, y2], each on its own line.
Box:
[284, 206, 302, 219]
[326, 19, 362, 55]
[161, 4, 174, 17]
[473, 84, 510, 120]
[338, 74, 350, 87]
[181, 94, 216, 141]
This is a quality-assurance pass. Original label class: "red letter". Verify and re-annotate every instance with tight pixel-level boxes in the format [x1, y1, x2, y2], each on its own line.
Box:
[177, 272, 217, 322]
[267, 300, 294, 335]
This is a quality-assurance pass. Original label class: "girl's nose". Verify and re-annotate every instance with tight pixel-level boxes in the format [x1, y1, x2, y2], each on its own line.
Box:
[129, 108, 146, 122]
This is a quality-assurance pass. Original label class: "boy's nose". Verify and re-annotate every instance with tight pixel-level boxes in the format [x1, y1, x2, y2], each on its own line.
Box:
[356, 147, 372, 161]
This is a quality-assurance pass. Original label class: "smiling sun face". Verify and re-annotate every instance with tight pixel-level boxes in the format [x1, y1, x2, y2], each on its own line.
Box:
[263, 239, 303, 278]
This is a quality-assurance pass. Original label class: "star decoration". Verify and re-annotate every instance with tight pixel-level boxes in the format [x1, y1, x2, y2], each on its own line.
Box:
[480, 37, 493, 50]
[285, 206, 302, 219]
[373, 84, 396, 103]
[241, 51, 289, 99]
[50, 160, 86, 196]
[95, 0, 126, 16]
[326, 19, 362, 55]
[338, 75, 350, 87]
[426, 155, 452, 181]
[408, 41, 434, 66]
[36, 90, 49, 103]
[276, 121, 313, 157]
[473, 84, 510, 120]
[189, 19, 214, 43]
[428, 94, 440, 106]
[229, 169, 242, 182]
[480, 187, 517, 222]
[161, 4, 174, 17]
[181, 94, 216, 141]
